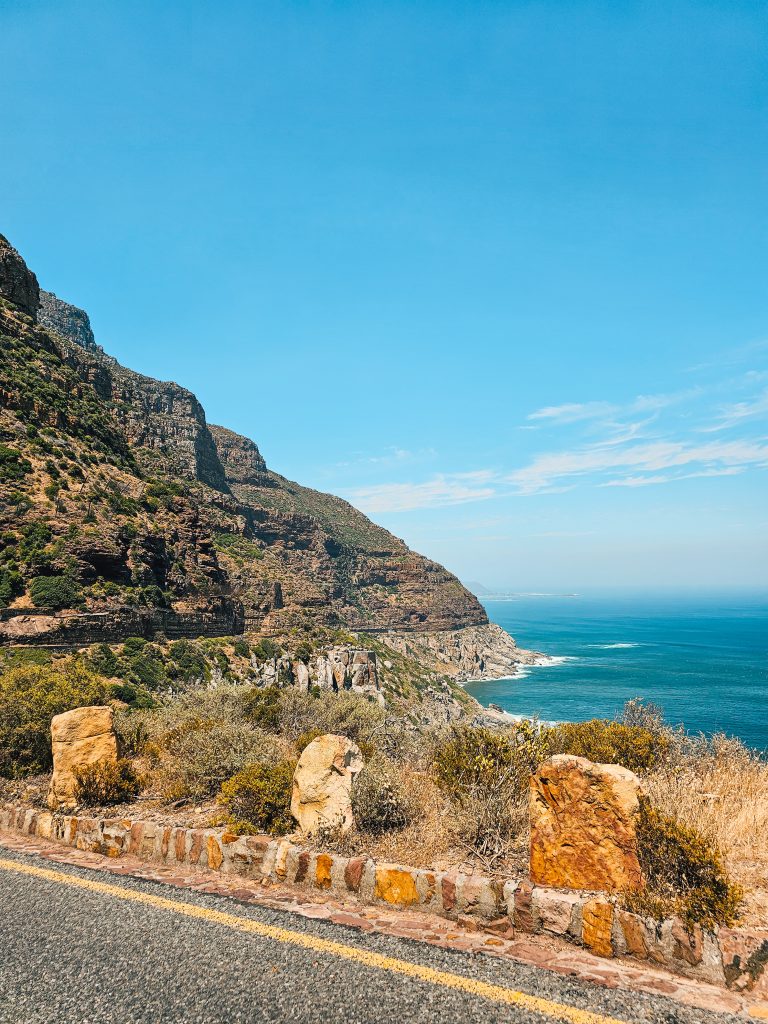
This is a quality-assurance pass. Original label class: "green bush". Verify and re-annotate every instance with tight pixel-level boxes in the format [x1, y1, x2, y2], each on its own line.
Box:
[73, 758, 143, 806]
[124, 643, 167, 689]
[433, 725, 514, 796]
[29, 574, 81, 611]
[167, 639, 208, 683]
[148, 690, 284, 801]
[88, 643, 119, 677]
[243, 686, 282, 732]
[212, 531, 264, 563]
[431, 724, 540, 865]
[295, 727, 324, 753]
[625, 801, 743, 929]
[544, 719, 670, 775]
[0, 444, 31, 481]
[219, 760, 296, 836]
[0, 567, 23, 606]
[0, 659, 111, 776]
[232, 637, 251, 659]
[433, 722, 548, 799]
[294, 640, 314, 664]
[251, 637, 282, 662]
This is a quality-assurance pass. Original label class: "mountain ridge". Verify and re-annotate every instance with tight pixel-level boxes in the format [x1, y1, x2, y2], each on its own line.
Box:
[0, 234, 503, 660]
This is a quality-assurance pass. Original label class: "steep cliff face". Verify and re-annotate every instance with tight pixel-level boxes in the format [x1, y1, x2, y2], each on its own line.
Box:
[0, 233, 491, 657]
[0, 235, 38, 318]
[38, 290, 98, 352]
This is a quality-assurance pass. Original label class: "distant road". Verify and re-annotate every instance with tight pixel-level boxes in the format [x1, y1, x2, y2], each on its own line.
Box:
[0, 847, 738, 1024]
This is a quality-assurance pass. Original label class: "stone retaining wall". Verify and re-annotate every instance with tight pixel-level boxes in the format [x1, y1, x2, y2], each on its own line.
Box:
[2, 802, 766, 995]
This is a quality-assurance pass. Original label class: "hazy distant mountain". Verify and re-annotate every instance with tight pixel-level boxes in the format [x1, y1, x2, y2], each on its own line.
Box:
[462, 580, 494, 597]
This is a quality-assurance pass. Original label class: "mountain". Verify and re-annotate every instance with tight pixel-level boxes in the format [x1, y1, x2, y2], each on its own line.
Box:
[462, 580, 493, 597]
[0, 234, 530, 679]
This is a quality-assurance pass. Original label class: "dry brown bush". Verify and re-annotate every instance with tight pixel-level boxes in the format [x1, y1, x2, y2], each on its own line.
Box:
[644, 733, 768, 920]
[115, 687, 293, 802]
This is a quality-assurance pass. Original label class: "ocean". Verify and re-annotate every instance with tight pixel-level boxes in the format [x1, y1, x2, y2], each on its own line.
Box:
[464, 592, 768, 752]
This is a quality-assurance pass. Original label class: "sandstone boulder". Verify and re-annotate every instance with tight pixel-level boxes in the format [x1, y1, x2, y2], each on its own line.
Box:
[530, 754, 644, 892]
[48, 706, 118, 809]
[290, 734, 363, 834]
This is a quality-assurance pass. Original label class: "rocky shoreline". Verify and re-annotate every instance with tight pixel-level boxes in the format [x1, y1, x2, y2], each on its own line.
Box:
[381, 622, 543, 683]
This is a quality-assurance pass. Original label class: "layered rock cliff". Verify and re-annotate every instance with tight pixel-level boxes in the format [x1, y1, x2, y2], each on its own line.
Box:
[0, 233, 532, 689]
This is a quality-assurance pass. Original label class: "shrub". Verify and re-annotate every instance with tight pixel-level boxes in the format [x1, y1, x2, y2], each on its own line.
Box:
[294, 640, 314, 664]
[232, 637, 251, 659]
[139, 688, 289, 802]
[0, 567, 23, 606]
[243, 686, 282, 732]
[352, 757, 412, 834]
[219, 760, 296, 835]
[625, 800, 743, 929]
[29, 574, 81, 611]
[167, 639, 208, 684]
[544, 719, 670, 775]
[251, 638, 282, 662]
[109, 682, 157, 709]
[124, 643, 167, 690]
[0, 444, 31, 481]
[73, 758, 142, 806]
[295, 728, 324, 753]
[0, 659, 111, 776]
[275, 689, 388, 757]
[431, 724, 545, 867]
[433, 722, 547, 798]
[88, 643, 119, 677]
[433, 725, 514, 796]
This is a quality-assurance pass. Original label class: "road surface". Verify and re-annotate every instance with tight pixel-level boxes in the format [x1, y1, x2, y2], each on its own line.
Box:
[0, 845, 740, 1024]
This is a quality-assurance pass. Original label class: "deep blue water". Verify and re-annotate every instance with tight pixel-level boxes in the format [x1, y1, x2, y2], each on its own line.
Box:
[464, 592, 768, 751]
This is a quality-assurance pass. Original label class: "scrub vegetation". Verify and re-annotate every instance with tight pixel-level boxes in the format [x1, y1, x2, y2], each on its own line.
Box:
[1, 640, 764, 929]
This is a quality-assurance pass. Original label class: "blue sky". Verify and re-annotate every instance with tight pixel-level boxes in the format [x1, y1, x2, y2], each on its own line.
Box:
[3, 1, 767, 590]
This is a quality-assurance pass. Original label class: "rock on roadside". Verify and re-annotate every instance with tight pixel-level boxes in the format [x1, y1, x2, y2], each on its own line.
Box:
[47, 706, 118, 810]
[290, 734, 364, 835]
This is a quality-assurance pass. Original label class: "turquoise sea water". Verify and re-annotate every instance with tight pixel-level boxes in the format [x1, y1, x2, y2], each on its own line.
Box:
[464, 593, 768, 752]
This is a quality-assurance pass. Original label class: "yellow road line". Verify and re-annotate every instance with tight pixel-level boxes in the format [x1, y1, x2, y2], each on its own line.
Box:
[0, 856, 624, 1024]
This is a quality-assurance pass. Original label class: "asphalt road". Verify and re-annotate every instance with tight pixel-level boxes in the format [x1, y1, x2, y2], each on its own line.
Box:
[0, 845, 740, 1024]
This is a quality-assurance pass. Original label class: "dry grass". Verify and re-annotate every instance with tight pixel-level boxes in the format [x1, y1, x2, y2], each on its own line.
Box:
[644, 734, 768, 923]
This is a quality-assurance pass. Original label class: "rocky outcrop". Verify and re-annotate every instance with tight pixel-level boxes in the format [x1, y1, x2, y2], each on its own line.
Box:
[106, 364, 229, 491]
[250, 647, 382, 702]
[383, 623, 542, 681]
[209, 424, 270, 487]
[291, 734, 364, 834]
[0, 234, 39, 318]
[0, 603, 244, 646]
[48, 705, 118, 809]
[38, 291, 97, 351]
[529, 754, 644, 893]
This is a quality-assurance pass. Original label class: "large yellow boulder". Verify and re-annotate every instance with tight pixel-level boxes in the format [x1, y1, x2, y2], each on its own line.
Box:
[530, 754, 644, 892]
[47, 705, 118, 809]
[290, 734, 363, 835]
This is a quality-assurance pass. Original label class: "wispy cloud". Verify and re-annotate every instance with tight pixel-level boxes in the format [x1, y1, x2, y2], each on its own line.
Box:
[345, 471, 497, 513]
[334, 446, 437, 469]
[526, 390, 695, 427]
[601, 467, 746, 488]
[700, 388, 768, 433]
[508, 439, 768, 494]
[527, 401, 615, 424]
